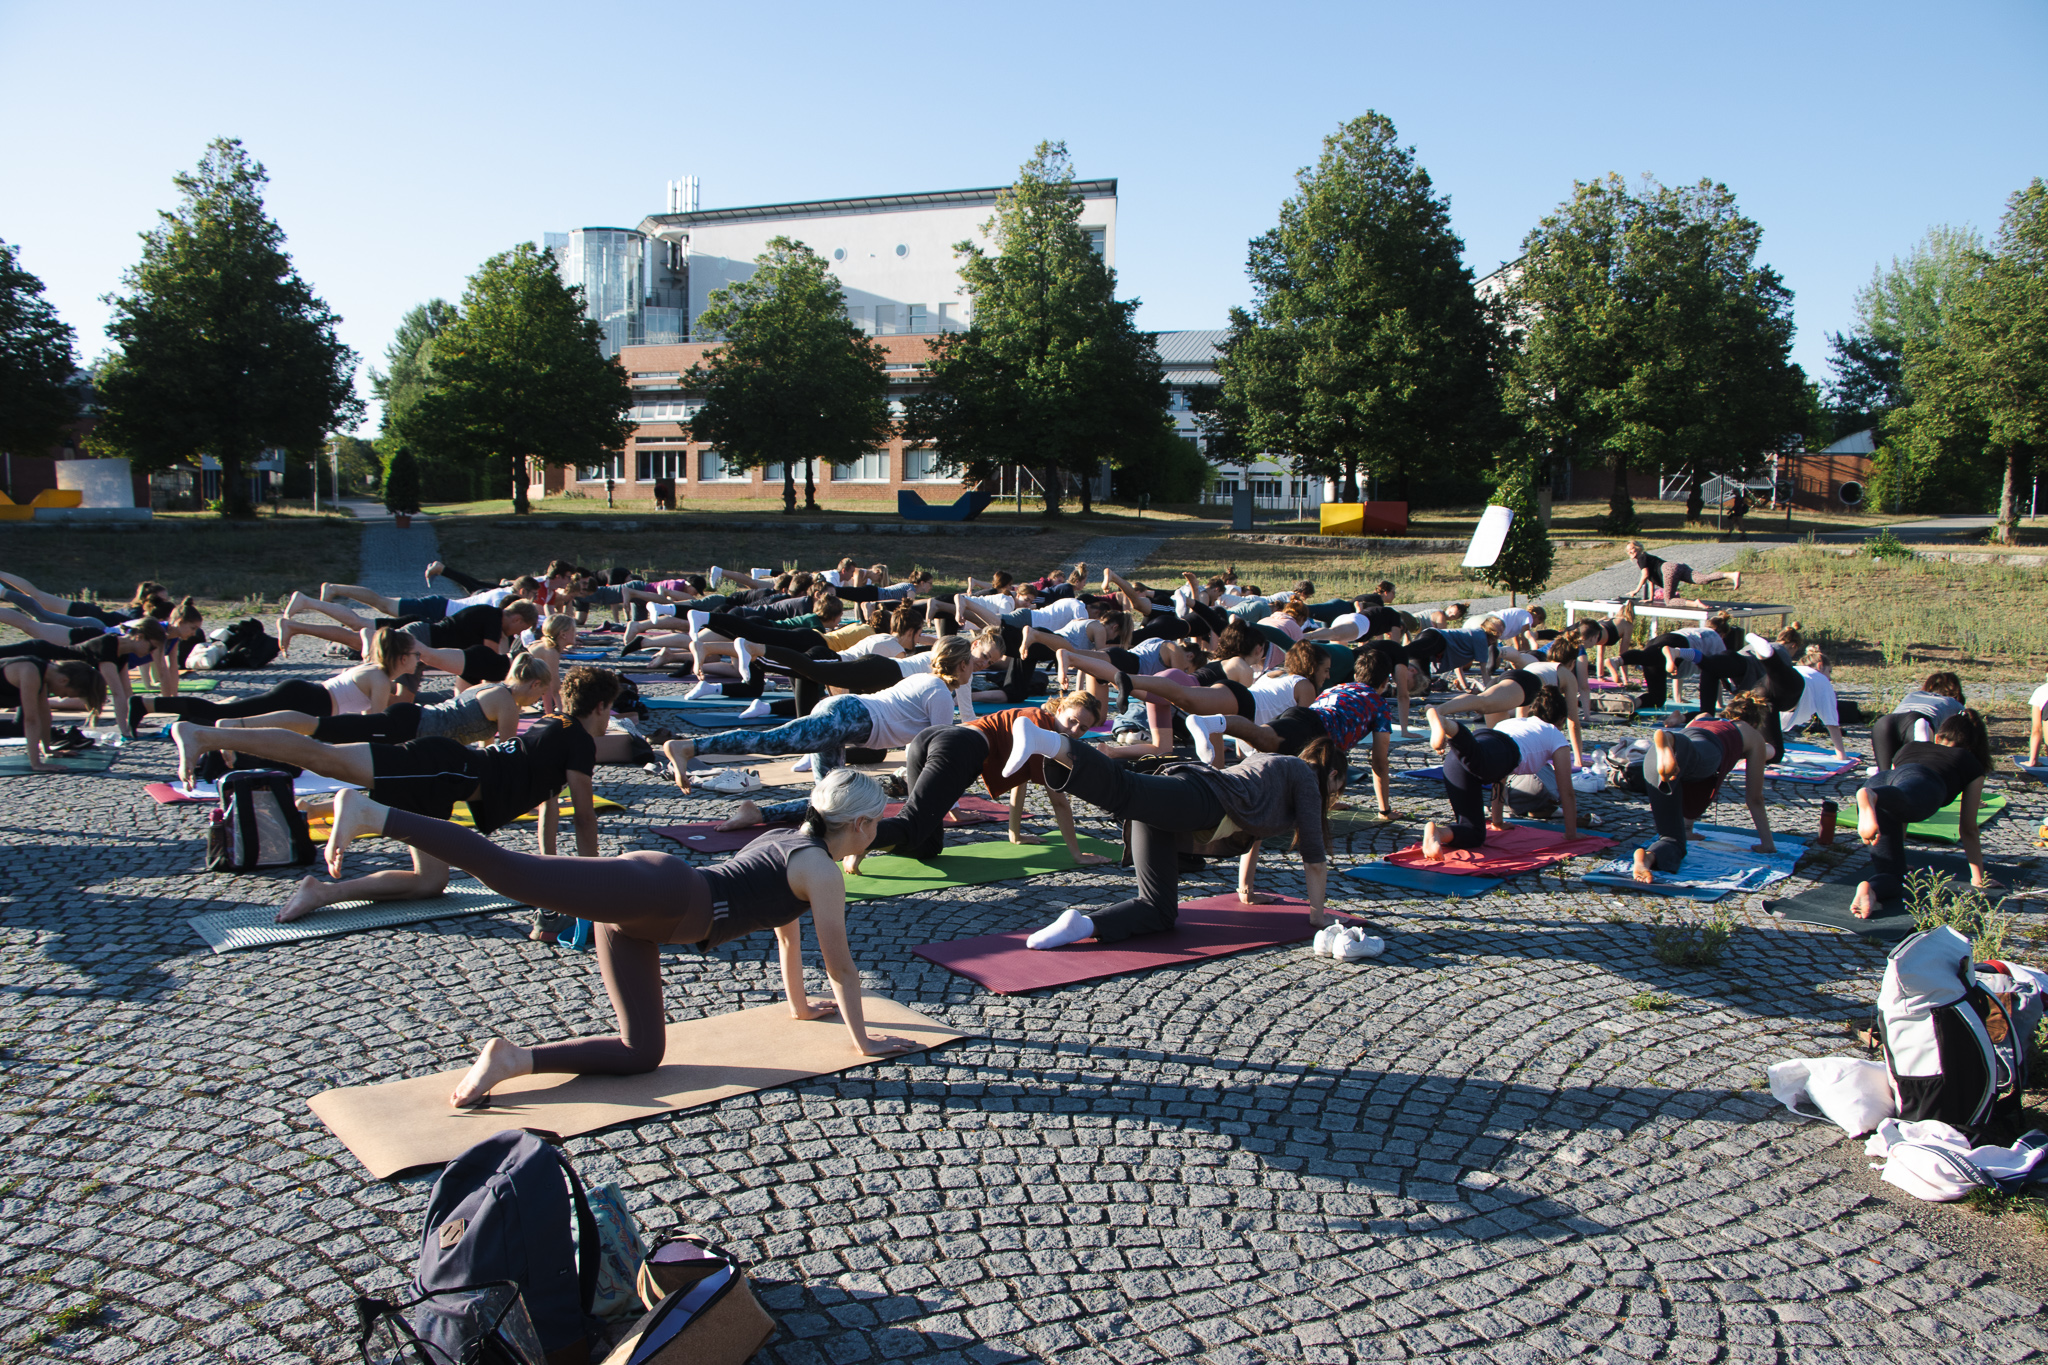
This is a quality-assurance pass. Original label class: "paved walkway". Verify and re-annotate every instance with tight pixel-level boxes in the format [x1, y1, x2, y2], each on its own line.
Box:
[336, 499, 443, 601]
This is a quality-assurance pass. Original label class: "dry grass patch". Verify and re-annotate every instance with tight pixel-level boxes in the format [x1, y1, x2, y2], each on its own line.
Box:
[1135, 533, 1622, 603]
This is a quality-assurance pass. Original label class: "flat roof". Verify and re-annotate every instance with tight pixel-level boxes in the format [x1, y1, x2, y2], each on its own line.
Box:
[639, 179, 1117, 232]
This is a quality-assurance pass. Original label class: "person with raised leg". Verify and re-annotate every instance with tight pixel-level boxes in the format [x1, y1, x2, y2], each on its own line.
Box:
[1417, 688, 1579, 861]
[1848, 709, 1997, 919]
[1628, 692, 1777, 883]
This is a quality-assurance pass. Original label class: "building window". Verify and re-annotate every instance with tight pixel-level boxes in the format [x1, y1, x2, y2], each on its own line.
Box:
[630, 399, 693, 424]
[907, 304, 929, 334]
[874, 304, 898, 336]
[904, 448, 953, 482]
[636, 448, 686, 482]
[846, 305, 868, 333]
[699, 450, 746, 482]
[764, 461, 785, 483]
[937, 302, 959, 329]
[1081, 227, 1106, 256]
[633, 371, 681, 383]
[831, 451, 891, 482]
[579, 453, 624, 482]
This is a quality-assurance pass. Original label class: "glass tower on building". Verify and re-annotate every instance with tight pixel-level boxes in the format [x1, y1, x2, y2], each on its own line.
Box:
[545, 227, 689, 357]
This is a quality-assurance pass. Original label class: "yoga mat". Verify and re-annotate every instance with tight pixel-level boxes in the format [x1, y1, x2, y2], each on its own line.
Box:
[1762, 880, 1914, 939]
[912, 893, 1338, 994]
[308, 996, 968, 1178]
[189, 881, 528, 954]
[1384, 824, 1614, 877]
[2012, 758, 2048, 782]
[128, 675, 216, 692]
[1733, 748, 1859, 783]
[1344, 862, 1502, 898]
[643, 695, 787, 711]
[842, 835, 1120, 900]
[973, 699, 1049, 716]
[147, 772, 362, 805]
[1909, 792, 2009, 843]
[654, 797, 1009, 853]
[0, 745, 117, 775]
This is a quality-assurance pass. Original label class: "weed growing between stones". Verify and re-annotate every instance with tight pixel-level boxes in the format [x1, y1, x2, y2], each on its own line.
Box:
[1650, 906, 1736, 966]
[1906, 869, 2014, 959]
[1627, 992, 1677, 1011]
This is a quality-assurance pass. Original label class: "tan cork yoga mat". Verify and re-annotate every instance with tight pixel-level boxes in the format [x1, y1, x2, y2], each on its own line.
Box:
[308, 995, 968, 1178]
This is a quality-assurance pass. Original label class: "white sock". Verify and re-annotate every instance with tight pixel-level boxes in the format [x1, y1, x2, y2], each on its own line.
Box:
[739, 698, 773, 720]
[685, 681, 722, 700]
[792, 754, 814, 773]
[688, 609, 710, 634]
[1188, 713, 1228, 765]
[1001, 717, 1063, 777]
[1744, 632, 1774, 658]
[1911, 718, 1933, 744]
[1026, 908, 1094, 950]
[709, 566, 723, 586]
[751, 568, 770, 582]
[733, 637, 755, 682]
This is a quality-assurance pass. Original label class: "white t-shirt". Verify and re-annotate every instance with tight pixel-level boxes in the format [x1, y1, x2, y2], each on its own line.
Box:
[967, 594, 1014, 615]
[892, 654, 972, 724]
[2031, 681, 2048, 719]
[1249, 672, 1304, 724]
[1496, 607, 1534, 637]
[847, 672, 961, 746]
[839, 632, 904, 661]
[1029, 598, 1090, 630]
[454, 586, 516, 609]
[1494, 717, 1570, 775]
[1781, 666, 1840, 728]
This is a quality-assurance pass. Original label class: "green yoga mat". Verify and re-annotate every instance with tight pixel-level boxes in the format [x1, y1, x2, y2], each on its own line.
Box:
[1908, 792, 2009, 844]
[842, 835, 1120, 900]
[0, 746, 117, 775]
[177, 677, 219, 692]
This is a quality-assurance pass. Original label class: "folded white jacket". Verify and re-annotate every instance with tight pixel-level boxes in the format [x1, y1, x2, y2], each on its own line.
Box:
[1767, 1057, 1895, 1136]
[1864, 1118, 2048, 1201]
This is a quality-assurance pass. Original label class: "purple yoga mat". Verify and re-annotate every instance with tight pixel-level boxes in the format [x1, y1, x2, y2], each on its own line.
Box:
[913, 893, 1344, 994]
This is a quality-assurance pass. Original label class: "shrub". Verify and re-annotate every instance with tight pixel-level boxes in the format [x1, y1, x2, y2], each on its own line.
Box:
[382, 446, 422, 516]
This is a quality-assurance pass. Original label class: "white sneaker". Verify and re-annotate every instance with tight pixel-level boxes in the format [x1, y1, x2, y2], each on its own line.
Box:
[697, 768, 763, 795]
[792, 754, 814, 774]
[1311, 923, 1342, 956]
[1337, 931, 1385, 961]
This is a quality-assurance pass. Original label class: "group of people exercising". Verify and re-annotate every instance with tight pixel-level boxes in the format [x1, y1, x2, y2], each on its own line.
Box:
[0, 539, 2019, 1107]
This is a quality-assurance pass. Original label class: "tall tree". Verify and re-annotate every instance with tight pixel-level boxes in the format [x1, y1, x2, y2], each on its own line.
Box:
[93, 139, 360, 516]
[686, 237, 890, 513]
[0, 240, 82, 458]
[1824, 225, 1985, 446]
[406, 243, 630, 514]
[1476, 454, 1553, 603]
[372, 299, 458, 438]
[1508, 175, 1804, 532]
[904, 142, 1166, 515]
[1895, 181, 2047, 544]
[1222, 114, 1505, 505]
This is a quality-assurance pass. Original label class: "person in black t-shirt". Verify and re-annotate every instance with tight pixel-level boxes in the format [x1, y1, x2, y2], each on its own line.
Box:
[274, 592, 538, 662]
[170, 667, 618, 922]
[1852, 710, 1997, 918]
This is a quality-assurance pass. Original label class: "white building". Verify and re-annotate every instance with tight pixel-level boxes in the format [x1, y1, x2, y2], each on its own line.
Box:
[1154, 329, 1324, 513]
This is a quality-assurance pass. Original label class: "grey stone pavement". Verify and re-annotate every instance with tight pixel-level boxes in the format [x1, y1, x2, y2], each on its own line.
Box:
[335, 499, 443, 600]
[3, 537, 2046, 1361]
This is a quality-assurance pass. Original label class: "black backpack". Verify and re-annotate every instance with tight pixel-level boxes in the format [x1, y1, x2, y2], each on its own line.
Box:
[411, 1131, 600, 1361]
[216, 618, 281, 669]
[204, 770, 315, 871]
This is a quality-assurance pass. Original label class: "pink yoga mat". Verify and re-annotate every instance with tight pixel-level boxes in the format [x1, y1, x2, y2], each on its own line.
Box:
[144, 782, 201, 805]
[653, 796, 1010, 853]
[1385, 823, 1614, 876]
[912, 893, 1349, 994]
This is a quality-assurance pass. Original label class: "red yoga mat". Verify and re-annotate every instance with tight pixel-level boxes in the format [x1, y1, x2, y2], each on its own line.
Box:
[652, 796, 1010, 853]
[144, 782, 202, 805]
[1385, 823, 1614, 876]
[912, 893, 1352, 995]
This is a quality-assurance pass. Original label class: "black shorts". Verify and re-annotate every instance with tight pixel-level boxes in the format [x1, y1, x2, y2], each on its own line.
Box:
[1219, 678, 1256, 719]
[462, 647, 512, 684]
[396, 595, 451, 620]
[368, 737, 480, 820]
[1588, 620, 1622, 647]
[1268, 705, 1327, 755]
[1504, 668, 1542, 707]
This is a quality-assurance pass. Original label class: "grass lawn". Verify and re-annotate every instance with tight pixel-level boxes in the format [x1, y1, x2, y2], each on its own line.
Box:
[1260, 498, 1903, 543]
[0, 514, 362, 622]
[1134, 533, 1623, 605]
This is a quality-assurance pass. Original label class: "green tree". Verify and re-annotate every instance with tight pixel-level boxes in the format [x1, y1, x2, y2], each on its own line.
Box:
[331, 434, 381, 494]
[685, 237, 890, 513]
[1109, 419, 1213, 505]
[1220, 114, 1504, 506]
[406, 243, 630, 514]
[904, 142, 1167, 515]
[93, 139, 361, 517]
[1477, 454, 1552, 602]
[1895, 182, 2047, 544]
[1508, 175, 1804, 533]
[0, 240, 82, 457]
[382, 444, 421, 515]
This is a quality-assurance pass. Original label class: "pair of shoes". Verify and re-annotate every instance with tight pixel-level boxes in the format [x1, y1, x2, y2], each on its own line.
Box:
[1312, 923, 1386, 961]
[47, 728, 94, 753]
[696, 768, 763, 795]
[529, 909, 572, 942]
[879, 771, 908, 798]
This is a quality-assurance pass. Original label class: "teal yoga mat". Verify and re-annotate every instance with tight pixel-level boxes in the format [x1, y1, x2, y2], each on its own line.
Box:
[1344, 862, 1502, 898]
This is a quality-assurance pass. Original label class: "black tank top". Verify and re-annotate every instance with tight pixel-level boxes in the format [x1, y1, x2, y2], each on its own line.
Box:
[0, 641, 82, 707]
[695, 826, 830, 949]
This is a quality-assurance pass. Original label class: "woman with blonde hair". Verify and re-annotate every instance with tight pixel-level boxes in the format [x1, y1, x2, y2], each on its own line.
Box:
[152, 627, 417, 725]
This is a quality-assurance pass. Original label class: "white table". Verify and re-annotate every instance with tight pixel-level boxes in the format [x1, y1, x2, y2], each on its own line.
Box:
[1562, 599, 1795, 632]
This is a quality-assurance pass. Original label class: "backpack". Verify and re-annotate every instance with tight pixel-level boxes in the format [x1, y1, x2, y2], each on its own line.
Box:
[413, 1131, 599, 1361]
[1874, 928, 2003, 1132]
[1594, 692, 1638, 720]
[214, 618, 280, 669]
[204, 770, 315, 871]
[1603, 738, 1652, 796]
[1973, 959, 2044, 1100]
[610, 1233, 776, 1365]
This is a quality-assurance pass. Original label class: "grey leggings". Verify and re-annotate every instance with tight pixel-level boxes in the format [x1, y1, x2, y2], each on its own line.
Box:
[692, 694, 873, 777]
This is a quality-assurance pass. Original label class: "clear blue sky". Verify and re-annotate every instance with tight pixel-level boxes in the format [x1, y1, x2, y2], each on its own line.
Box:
[4, 0, 2041, 433]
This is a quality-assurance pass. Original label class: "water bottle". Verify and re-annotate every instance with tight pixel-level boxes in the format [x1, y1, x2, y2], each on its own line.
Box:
[1818, 799, 1838, 845]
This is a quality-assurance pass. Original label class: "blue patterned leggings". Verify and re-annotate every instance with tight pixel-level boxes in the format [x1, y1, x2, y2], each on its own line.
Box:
[691, 694, 874, 778]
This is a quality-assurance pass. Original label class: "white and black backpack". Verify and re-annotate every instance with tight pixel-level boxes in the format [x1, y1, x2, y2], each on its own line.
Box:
[204, 769, 315, 871]
[1875, 927, 2012, 1133]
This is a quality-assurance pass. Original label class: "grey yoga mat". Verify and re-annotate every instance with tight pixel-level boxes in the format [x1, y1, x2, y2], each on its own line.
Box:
[189, 882, 529, 953]
[1759, 853, 2013, 941]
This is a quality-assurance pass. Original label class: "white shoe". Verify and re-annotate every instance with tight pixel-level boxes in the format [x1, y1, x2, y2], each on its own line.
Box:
[697, 768, 763, 795]
[792, 755, 814, 774]
[1337, 929, 1385, 961]
[1188, 713, 1228, 766]
[1312, 923, 1342, 956]
[710, 566, 723, 586]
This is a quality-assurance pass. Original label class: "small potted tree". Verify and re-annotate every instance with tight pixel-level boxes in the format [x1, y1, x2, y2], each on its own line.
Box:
[383, 445, 422, 528]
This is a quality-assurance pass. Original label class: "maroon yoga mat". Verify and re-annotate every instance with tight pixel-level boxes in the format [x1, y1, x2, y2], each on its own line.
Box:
[1385, 823, 1614, 876]
[652, 796, 1012, 853]
[912, 893, 1352, 995]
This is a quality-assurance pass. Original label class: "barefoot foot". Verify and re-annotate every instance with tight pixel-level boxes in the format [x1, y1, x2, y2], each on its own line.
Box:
[275, 875, 332, 923]
[450, 1037, 533, 1109]
[170, 721, 205, 785]
[277, 618, 295, 653]
[715, 799, 764, 832]
[1425, 706, 1451, 753]
[1850, 882, 1878, 920]
[1856, 786, 1880, 846]
[1420, 822, 1446, 861]
[1632, 848, 1655, 884]
[325, 786, 388, 877]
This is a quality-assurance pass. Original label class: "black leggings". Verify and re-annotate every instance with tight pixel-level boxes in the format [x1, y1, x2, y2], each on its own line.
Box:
[1872, 712, 1938, 772]
[1401, 630, 1447, 670]
[748, 647, 905, 716]
[1699, 650, 1799, 758]
[1861, 765, 1953, 899]
[435, 565, 495, 594]
[871, 725, 992, 859]
[314, 702, 423, 744]
[155, 679, 333, 723]
[382, 808, 713, 1075]
[706, 611, 829, 655]
[1644, 729, 1734, 871]
[1439, 722, 1521, 850]
[1042, 740, 1226, 942]
[1620, 632, 1691, 707]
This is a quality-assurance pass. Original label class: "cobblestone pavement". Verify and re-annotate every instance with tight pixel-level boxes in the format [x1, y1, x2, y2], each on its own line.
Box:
[2, 649, 2045, 1363]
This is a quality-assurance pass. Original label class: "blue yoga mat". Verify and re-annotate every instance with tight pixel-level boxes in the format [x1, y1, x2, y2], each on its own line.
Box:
[1583, 827, 1807, 900]
[1344, 862, 1502, 898]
